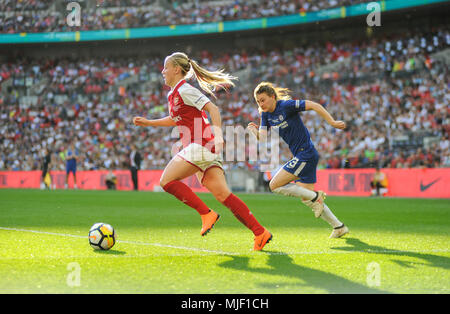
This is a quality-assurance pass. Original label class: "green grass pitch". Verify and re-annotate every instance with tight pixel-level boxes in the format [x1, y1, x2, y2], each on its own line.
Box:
[0, 188, 449, 294]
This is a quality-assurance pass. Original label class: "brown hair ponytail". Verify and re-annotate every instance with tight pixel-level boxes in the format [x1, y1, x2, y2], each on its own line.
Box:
[253, 81, 292, 102]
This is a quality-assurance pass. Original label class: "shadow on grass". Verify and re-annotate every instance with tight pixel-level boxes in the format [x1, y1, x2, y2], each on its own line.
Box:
[92, 249, 127, 255]
[331, 237, 450, 270]
[218, 251, 388, 294]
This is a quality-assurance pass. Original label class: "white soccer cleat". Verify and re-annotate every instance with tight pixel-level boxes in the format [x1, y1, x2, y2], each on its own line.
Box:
[329, 224, 349, 238]
[302, 191, 326, 218]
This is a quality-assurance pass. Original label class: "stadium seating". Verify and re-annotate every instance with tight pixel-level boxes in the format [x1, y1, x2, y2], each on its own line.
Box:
[0, 0, 374, 33]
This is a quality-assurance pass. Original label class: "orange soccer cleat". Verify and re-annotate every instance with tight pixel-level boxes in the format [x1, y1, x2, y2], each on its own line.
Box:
[253, 228, 273, 251]
[200, 210, 220, 236]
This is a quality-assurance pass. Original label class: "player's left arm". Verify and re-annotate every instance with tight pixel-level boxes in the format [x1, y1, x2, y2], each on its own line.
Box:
[304, 100, 346, 130]
[203, 102, 224, 153]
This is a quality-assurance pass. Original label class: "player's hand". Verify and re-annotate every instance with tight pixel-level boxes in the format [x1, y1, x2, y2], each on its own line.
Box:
[331, 120, 346, 130]
[247, 122, 259, 135]
[247, 122, 260, 139]
[247, 122, 258, 131]
[133, 117, 149, 127]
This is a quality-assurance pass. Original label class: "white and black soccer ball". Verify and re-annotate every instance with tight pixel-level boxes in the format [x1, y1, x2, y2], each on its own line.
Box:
[89, 223, 116, 250]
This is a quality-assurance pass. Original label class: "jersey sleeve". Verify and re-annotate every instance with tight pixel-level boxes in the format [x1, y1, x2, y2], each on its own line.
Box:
[283, 99, 306, 114]
[260, 112, 270, 129]
[178, 85, 211, 111]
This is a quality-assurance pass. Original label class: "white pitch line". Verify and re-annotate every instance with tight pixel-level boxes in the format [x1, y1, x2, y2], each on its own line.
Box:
[1, 227, 449, 257]
[0, 226, 239, 255]
[0, 227, 86, 239]
[117, 239, 240, 255]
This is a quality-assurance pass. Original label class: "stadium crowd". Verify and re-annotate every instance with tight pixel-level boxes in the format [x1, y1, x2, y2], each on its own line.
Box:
[1, 0, 373, 33]
[0, 26, 449, 172]
[0, 0, 52, 12]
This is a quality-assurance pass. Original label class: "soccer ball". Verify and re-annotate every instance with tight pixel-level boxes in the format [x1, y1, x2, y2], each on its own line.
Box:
[89, 223, 116, 250]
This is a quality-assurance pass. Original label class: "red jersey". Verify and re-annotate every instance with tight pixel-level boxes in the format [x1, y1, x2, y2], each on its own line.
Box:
[168, 79, 216, 153]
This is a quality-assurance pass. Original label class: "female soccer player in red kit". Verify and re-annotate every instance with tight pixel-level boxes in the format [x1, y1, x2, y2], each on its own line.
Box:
[133, 52, 272, 251]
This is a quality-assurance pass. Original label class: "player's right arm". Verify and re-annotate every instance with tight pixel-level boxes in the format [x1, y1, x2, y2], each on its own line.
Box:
[133, 116, 176, 127]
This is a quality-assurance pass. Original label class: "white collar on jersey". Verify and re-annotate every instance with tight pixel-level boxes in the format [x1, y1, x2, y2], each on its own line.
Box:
[168, 79, 186, 96]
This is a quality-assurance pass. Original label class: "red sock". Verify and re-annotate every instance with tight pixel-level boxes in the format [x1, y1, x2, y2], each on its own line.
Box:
[222, 193, 265, 236]
[163, 180, 210, 215]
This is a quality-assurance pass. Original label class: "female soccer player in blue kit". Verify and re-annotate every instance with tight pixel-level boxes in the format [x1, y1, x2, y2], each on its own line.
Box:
[248, 82, 349, 238]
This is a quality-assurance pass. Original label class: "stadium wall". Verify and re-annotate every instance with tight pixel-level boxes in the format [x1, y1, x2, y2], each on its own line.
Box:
[314, 168, 449, 198]
[0, 169, 448, 198]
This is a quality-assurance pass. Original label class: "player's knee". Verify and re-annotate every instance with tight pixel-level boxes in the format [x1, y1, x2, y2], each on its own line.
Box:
[206, 183, 230, 202]
[213, 190, 231, 202]
[269, 180, 278, 192]
[160, 175, 183, 189]
[160, 177, 170, 188]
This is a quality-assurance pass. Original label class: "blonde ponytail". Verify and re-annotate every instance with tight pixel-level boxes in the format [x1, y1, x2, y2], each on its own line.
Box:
[166, 52, 237, 98]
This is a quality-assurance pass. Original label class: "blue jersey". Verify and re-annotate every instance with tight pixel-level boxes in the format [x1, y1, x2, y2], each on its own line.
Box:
[66, 149, 78, 164]
[260, 99, 316, 160]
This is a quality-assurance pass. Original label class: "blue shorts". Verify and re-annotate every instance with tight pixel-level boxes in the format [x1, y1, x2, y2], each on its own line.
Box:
[282, 150, 319, 184]
[66, 160, 77, 175]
